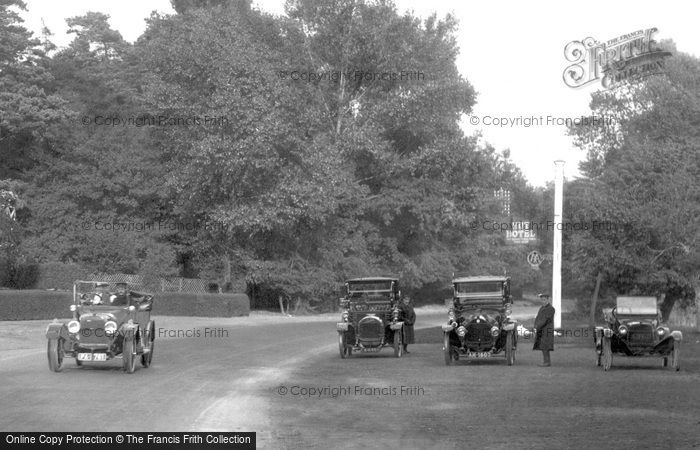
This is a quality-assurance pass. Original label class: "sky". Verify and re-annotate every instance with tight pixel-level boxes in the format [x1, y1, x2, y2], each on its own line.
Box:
[20, 0, 700, 186]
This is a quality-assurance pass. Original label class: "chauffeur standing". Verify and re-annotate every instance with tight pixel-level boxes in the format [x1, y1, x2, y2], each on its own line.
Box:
[400, 296, 416, 354]
[533, 294, 555, 366]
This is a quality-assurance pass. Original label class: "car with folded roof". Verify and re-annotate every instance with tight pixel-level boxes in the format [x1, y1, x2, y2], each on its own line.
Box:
[45, 280, 155, 373]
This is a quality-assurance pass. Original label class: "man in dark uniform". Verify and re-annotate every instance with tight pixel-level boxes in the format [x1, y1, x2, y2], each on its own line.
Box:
[533, 293, 555, 366]
[400, 296, 416, 353]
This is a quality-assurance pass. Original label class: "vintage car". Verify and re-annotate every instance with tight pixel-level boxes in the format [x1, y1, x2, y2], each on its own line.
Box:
[594, 296, 681, 371]
[442, 275, 517, 365]
[46, 280, 155, 373]
[336, 277, 405, 358]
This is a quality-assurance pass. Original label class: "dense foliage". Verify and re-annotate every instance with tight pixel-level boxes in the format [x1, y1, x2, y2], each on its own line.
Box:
[1, 0, 696, 314]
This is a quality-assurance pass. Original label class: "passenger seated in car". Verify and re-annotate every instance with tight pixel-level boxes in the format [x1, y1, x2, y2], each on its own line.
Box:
[110, 283, 129, 306]
[92, 282, 110, 304]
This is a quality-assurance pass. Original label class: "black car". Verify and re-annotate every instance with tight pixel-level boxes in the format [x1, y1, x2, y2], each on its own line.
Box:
[442, 275, 517, 365]
[46, 280, 155, 373]
[595, 296, 681, 371]
[336, 277, 405, 358]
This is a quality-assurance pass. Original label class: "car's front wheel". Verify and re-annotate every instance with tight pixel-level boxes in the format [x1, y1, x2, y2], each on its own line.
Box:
[338, 332, 348, 359]
[393, 329, 403, 358]
[602, 336, 612, 371]
[141, 321, 155, 368]
[443, 333, 453, 365]
[122, 339, 136, 374]
[671, 341, 680, 371]
[47, 338, 64, 372]
[506, 331, 515, 366]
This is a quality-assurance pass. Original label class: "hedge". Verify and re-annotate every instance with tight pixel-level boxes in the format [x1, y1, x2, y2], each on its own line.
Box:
[0, 290, 249, 320]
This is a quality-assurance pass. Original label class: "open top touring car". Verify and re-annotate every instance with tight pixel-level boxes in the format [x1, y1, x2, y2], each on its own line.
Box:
[45, 280, 155, 373]
[595, 296, 682, 371]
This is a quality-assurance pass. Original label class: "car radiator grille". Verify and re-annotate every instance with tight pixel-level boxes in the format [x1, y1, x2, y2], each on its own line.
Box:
[627, 324, 654, 348]
[358, 317, 384, 343]
[466, 322, 492, 343]
[79, 318, 108, 345]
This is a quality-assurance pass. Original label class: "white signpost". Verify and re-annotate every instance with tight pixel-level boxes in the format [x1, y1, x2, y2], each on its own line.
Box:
[552, 161, 564, 330]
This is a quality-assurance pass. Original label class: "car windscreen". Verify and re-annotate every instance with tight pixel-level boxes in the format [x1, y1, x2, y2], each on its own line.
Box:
[455, 282, 502, 295]
[348, 281, 393, 292]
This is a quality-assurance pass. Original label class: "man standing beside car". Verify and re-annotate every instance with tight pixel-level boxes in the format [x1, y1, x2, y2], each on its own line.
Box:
[400, 296, 416, 353]
[533, 293, 555, 367]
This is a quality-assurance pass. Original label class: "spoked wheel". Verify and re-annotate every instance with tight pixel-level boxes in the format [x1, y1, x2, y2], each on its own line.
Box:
[602, 336, 612, 371]
[122, 339, 137, 374]
[47, 338, 64, 372]
[141, 322, 155, 368]
[443, 333, 453, 365]
[393, 329, 403, 358]
[671, 341, 680, 371]
[506, 331, 516, 366]
[338, 332, 349, 359]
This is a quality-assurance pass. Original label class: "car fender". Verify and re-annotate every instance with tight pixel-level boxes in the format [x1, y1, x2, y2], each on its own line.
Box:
[120, 322, 139, 342]
[502, 321, 517, 331]
[46, 321, 67, 340]
[670, 330, 683, 341]
[441, 323, 456, 332]
[389, 322, 404, 331]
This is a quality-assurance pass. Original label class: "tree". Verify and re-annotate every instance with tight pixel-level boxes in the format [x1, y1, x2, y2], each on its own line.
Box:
[567, 43, 699, 319]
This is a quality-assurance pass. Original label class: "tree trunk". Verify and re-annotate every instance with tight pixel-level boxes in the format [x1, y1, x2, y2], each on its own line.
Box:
[589, 272, 603, 328]
[660, 294, 677, 323]
[222, 254, 231, 284]
[278, 295, 286, 315]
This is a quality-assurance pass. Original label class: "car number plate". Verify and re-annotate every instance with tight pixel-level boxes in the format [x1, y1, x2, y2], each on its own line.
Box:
[78, 353, 107, 361]
[467, 352, 491, 358]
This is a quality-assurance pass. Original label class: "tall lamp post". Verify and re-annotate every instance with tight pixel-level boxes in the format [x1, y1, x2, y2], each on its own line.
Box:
[552, 161, 565, 329]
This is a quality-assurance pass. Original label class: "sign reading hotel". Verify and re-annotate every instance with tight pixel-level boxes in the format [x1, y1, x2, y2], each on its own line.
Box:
[563, 27, 672, 89]
[506, 221, 537, 244]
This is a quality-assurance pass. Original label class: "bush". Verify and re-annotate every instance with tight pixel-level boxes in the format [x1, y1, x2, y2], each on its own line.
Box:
[33, 262, 91, 290]
[0, 290, 73, 320]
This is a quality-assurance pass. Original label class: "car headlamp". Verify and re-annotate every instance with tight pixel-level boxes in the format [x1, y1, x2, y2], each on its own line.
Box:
[448, 309, 455, 321]
[128, 305, 136, 312]
[491, 326, 500, 337]
[67, 320, 80, 334]
[104, 321, 117, 336]
[656, 327, 666, 336]
[341, 311, 349, 322]
[456, 326, 467, 337]
[93, 294, 102, 303]
[618, 325, 628, 335]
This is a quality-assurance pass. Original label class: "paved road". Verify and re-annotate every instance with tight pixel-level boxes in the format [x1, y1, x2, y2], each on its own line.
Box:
[1, 312, 698, 449]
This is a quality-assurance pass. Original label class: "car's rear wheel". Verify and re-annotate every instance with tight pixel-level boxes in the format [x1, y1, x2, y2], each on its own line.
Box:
[506, 331, 515, 366]
[671, 341, 680, 371]
[122, 339, 136, 374]
[602, 336, 612, 371]
[443, 333, 453, 365]
[393, 329, 403, 358]
[141, 321, 155, 368]
[47, 338, 64, 372]
[338, 332, 348, 359]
